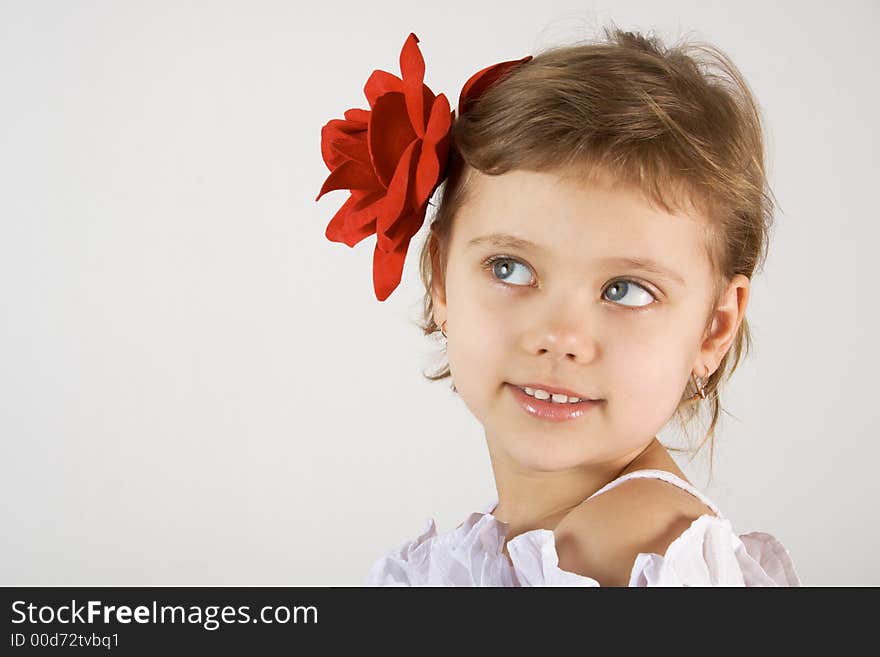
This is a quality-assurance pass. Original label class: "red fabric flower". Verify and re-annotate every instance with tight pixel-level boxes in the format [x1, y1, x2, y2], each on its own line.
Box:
[316, 32, 531, 301]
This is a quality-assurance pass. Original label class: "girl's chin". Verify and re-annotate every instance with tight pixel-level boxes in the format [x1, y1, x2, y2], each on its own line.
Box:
[501, 437, 595, 470]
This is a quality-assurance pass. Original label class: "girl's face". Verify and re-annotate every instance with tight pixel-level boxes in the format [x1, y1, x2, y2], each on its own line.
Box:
[432, 167, 746, 472]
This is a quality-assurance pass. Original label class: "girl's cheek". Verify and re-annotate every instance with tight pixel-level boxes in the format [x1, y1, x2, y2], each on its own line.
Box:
[464, 308, 509, 350]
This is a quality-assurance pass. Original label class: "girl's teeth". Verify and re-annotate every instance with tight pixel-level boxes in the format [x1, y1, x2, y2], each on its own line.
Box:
[522, 387, 582, 403]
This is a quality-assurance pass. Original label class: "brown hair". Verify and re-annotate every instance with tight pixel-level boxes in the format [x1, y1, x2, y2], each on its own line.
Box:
[416, 24, 777, 480]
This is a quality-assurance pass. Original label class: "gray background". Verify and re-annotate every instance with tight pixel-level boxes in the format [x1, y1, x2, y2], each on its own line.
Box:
[2, 0, 877, 586]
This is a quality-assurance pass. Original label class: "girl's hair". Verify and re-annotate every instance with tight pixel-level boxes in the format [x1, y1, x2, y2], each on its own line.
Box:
[416, 24, 776, 479]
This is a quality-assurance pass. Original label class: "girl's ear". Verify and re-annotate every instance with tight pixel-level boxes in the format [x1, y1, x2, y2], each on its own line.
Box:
[429, 233, 448, 327]
[695, 274, 750, 375]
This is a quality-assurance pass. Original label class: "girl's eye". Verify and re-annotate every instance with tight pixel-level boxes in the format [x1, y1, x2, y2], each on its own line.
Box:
[481, 255, 658, 310]
[602, 279, 657, 309]
[482, 255, 535, 286]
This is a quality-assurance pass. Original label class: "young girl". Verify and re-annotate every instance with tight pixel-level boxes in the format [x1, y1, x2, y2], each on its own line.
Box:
[316, 27, 801, 586]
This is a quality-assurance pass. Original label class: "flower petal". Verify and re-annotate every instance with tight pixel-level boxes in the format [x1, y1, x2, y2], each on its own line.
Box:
[364, 69, 404, 108]
[399, 32, 429, 137]
[387, 205, 425, 250]
[458, 55, 533, 116]
[324, 190, 379, 247]
[399, 33, 425, 90]
[315, 159, 379, 201]
[375, 139, 419, 250]
[344, 108, 370, 124]
[331, 134, 372, 170]
[319, 116, 368, 170]
[368, 92, 418, 188]
[412, 93, 452, 207]
[372, 239, 408, 302]
[349, 187, 384, 213]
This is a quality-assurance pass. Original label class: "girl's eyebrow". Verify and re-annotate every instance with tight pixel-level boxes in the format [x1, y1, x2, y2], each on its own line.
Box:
[466, 232, 686, 285]
[468, 233, 540, 252]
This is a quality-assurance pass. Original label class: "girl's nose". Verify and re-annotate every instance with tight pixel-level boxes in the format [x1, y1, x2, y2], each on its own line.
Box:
[521, 319, 598, 364]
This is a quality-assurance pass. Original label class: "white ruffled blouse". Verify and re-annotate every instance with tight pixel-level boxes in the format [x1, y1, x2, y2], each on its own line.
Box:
[365, 469, 801, 586]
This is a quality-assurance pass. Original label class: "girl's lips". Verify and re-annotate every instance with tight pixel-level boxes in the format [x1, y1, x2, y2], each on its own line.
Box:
[507, 383, 602, 422]
[511, 382, 597, 400]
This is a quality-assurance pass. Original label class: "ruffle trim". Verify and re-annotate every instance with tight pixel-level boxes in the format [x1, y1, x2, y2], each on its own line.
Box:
[364, 506, 801, 587]
[627, 515, 801, 586]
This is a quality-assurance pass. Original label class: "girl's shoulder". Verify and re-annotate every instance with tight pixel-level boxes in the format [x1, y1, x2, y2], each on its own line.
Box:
[552, 468, 799, 587]
[551, 470, 712, 585]
[364, 467, 801, 586]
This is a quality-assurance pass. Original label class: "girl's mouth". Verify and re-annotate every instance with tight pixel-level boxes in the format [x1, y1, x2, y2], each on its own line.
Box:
[506, 383, 602, 422]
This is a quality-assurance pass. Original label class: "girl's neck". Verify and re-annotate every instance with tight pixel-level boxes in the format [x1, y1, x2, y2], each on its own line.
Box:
[488, 436, 685, 536]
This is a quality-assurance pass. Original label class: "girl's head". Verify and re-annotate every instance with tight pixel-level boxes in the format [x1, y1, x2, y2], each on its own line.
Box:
[418, 27, 773, 478]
